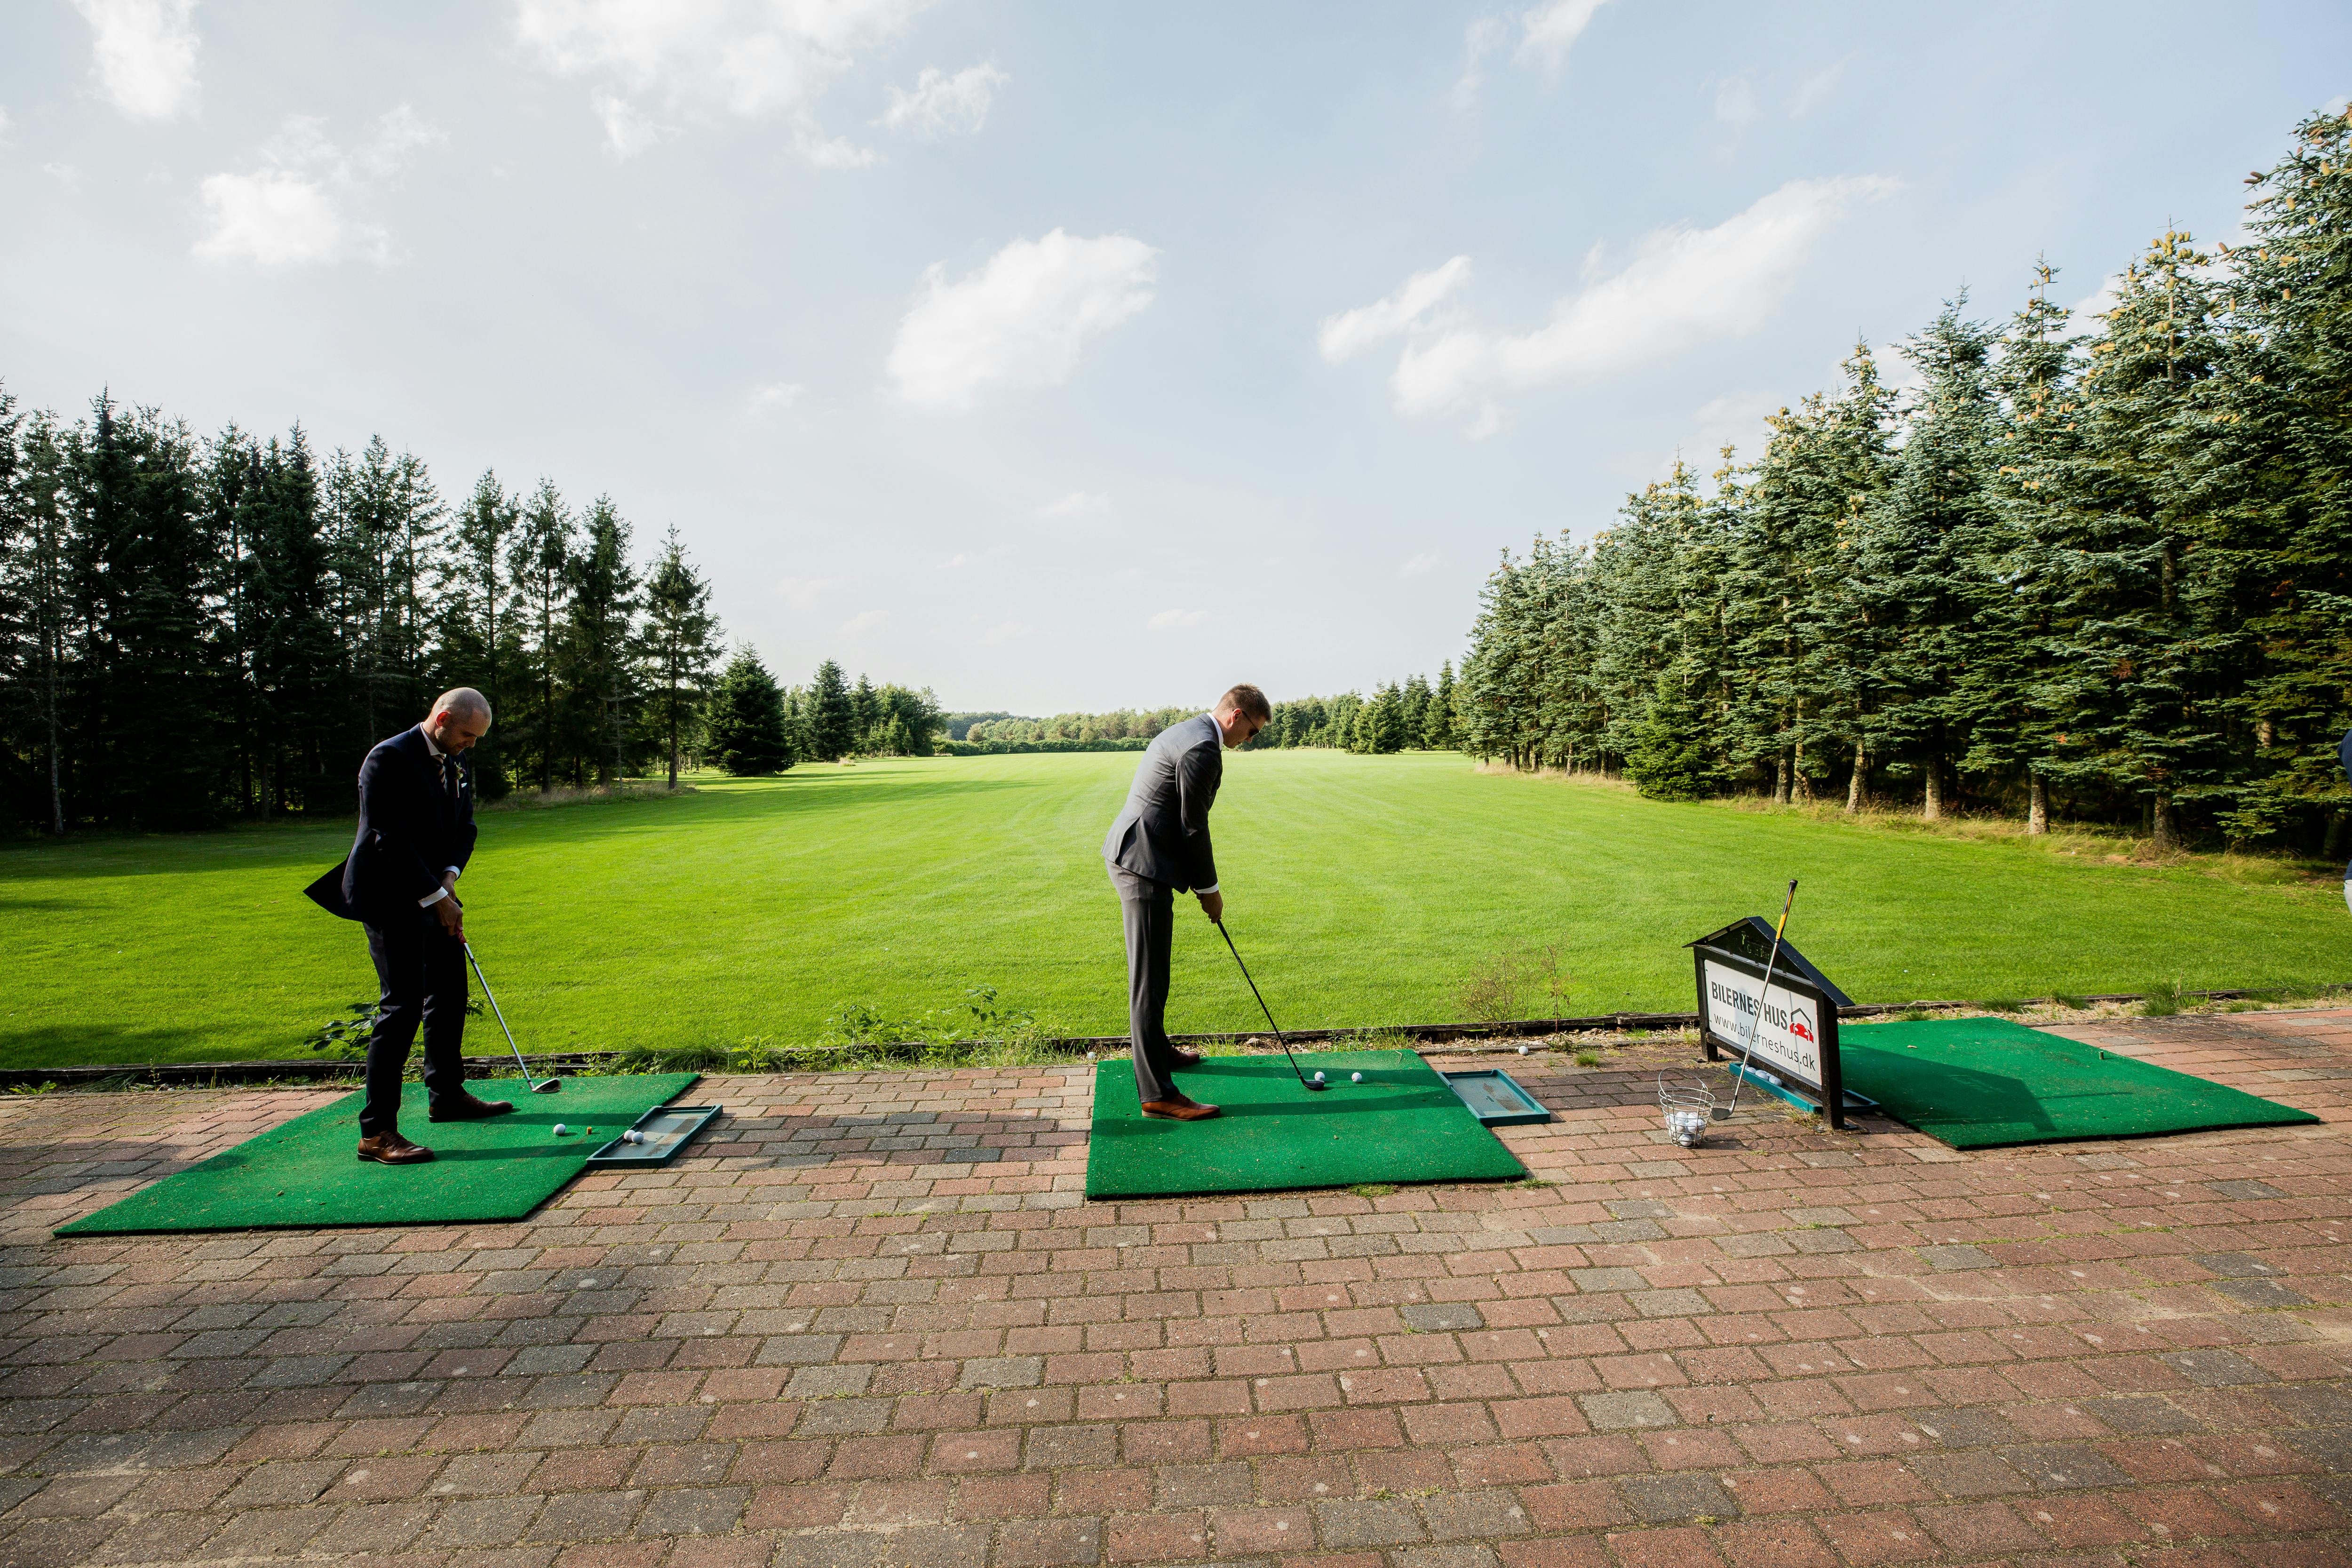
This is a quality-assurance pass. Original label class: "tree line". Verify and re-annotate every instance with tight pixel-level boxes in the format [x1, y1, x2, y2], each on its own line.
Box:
[0, 391, 943, 832]
[1457, 103, 2352, 857]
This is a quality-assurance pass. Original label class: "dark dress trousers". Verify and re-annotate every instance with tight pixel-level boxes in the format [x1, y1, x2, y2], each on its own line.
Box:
[304, 726, 479, 1137]
[1101, 714, 1223, 1103]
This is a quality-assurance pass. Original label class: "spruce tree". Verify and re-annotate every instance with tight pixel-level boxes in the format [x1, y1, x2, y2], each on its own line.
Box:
[704, 649, 791, 775]
[1426, 661, 1458, 751]
[807, 659, 854, 761]
[508, 479, 572, 792]
[562, 496, 642, 785]
[641, 525, 720, 787]
[440, 472, 518, 796]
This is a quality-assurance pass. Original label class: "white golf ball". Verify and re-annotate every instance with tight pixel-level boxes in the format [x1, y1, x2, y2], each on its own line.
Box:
[553, 1123, 569, 1137]
[621, 1129, 644, 1145]
[1312, 1071, 1325, 1082]
[1518, 1045, 1529, 1055]
[1351, 1072, 1364, 1083]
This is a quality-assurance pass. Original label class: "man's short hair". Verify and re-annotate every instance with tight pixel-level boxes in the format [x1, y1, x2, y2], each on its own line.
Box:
[1216, 684, 1271, 723]
[433, 687, 493, 725]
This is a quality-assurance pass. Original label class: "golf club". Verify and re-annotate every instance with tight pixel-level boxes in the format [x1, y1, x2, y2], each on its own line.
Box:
[1212, 919, 1324, 1091]
[463, 941, 561, 1094]
[1718, 879, 1798, 1119]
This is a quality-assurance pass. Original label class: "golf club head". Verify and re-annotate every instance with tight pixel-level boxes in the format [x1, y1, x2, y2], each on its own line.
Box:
[532, 1079, 562, 1094]
[1303, 1081, 1327, 1091]
[1710, 1107, 1731, 1120]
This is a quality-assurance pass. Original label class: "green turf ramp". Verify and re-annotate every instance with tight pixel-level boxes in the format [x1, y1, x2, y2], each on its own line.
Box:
[1839, 1018, 2317, 1149]
[56, 1074, 700, 1235]
[1085, 1049, 1526, 1199]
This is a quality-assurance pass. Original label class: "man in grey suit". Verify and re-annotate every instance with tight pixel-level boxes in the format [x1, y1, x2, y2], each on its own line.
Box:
[1103, 685, 1272, 1120]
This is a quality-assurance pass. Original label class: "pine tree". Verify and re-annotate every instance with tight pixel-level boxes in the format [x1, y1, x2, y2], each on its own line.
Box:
[704, 649, 791, 775]
[1426, 661, 1458, 751]
[850, 673, 878, 754]
[641, 525, 720, 787]
[440, 472, 518, 797]
[238, 426, 338, 817]
[807, 659, 854, 762]
[563, 496, 642, 785]
[508, 479, 572, 792]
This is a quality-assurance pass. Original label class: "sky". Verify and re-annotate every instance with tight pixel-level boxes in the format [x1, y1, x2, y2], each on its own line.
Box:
[1, 2, 2344, 715]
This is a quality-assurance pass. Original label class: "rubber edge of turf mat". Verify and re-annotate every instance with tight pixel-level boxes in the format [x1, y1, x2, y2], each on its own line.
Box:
[1838, 1018, 2319, 1150]
[1083, 1049, 1526, 1199]
[54, 1074, 702, 1236]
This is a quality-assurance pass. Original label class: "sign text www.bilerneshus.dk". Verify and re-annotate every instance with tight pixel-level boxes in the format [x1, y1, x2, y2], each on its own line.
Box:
[1701, 958, 1823, 1089]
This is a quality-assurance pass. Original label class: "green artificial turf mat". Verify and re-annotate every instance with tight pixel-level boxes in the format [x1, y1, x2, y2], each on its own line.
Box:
[56, 1075, 700, 1236]
[1085, 1049, 1526, 1198]
[1839, 1019, 2318, 1149]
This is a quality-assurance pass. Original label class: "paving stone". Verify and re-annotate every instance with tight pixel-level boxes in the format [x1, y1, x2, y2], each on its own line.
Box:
[1617, 1472, 1740, 1523]
[2002, 1445, 2132, 1490]
[2161, 1348, 2278, 1387]
[1578, 1393, 1678, 1430]
[1916, 1244, 1996, 1271]
[1400, 1303, 1484, 1333]
[2083, 1397, 2201, 1435]
[2205, 1180, 2288, 1200]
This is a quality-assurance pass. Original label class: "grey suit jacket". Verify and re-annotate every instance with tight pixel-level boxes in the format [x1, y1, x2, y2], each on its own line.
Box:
[1103, 713, 1223, 892]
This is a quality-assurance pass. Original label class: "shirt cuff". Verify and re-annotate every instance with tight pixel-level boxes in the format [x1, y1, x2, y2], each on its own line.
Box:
[419, 886, 450, 908]
[1195, 883, 1219, 895]
[445, 867, 461, 880]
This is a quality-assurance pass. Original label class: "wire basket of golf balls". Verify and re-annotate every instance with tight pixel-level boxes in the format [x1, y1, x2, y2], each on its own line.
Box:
[1656, 1072, 1716, 1148]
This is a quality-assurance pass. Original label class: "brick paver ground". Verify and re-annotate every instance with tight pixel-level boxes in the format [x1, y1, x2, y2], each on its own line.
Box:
[3, 1010, 2350, 1568]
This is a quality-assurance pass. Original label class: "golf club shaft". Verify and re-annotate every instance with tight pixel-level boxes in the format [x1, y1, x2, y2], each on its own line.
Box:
[463, 942, 537, 1090]
[1724, 880, 1799, 1114]
[1215, 920, 1313, 1089]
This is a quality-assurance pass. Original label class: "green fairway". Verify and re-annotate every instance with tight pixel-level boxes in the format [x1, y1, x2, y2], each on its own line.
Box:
[2, 751, 2346, 1069]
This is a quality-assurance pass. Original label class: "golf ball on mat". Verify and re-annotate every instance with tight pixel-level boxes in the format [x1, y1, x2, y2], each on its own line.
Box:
[1351, 1072, 1363, 1083]
[552, 1123, 568, 1136]
[1312, 1071, 1325, 1082]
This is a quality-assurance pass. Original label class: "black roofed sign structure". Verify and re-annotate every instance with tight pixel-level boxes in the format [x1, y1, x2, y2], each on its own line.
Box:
[1685, 916, 1863, 1130]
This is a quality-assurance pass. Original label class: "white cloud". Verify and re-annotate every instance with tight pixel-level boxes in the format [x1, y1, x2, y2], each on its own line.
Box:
[45, 162, 84, 187]
[1452, 15, 1510, 109]
[977, 620, 1031, 646]
[842, 608, 890, 635]
[882, 63, 1007, 137]
[1038, 490, 1108, 517]
[2063, 274, 2123, 340]
[1147, 608, 1209, 632]
[191, 108, 442, 268]
[1679, 391, 1780, 471]
[193, 171, 348, 267]
[774, 574, 851, 611]
[0, 107, 14, 145]
[1319, 256, 1471, 363]
[1399, 551, 1443, 578]
[72, 0, 199, 122]
[1713, 75, 1758, 127]
[513, 0, 917, 166]
[592, 90, 670, 157]
[1515, 0, 1611, 71]
[1335, 176, 1896, 433]
[937, 552, 979, 569]
[748, 381, 804, 410]
[1791, 54, 1852, 118]
[888, 230, 1158, 411]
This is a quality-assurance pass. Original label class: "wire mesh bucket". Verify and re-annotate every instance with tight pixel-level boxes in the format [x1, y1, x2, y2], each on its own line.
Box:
[1657, 1072, 1716, 1148]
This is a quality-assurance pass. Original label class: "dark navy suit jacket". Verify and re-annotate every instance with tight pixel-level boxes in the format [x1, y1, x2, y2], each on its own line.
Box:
[1101, 713, 1223, 892]
[305, 726, 477, 924]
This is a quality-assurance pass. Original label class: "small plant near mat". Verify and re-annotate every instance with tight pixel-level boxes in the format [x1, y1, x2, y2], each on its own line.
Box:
[1350, 1183, 1398, 1199]
[2139, 979, 2184, 1017]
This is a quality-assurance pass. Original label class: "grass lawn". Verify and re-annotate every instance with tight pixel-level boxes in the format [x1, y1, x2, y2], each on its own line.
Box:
[3, 749, 2347, 1070]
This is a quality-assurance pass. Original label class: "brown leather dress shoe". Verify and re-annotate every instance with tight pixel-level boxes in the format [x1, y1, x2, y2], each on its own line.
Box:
[1140, 1095, 1220, 1121]
[429, 1092, 516, 1122]
[356, 1131, 434, 1164]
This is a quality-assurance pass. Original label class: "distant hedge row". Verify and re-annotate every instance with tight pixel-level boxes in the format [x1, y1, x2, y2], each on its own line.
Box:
[940, 737, 1151, 756]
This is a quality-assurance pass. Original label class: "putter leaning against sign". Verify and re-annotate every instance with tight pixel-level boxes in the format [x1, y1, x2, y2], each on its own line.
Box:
[304, 689, 518, 1166]
[1101, 684, 1273, 1122]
